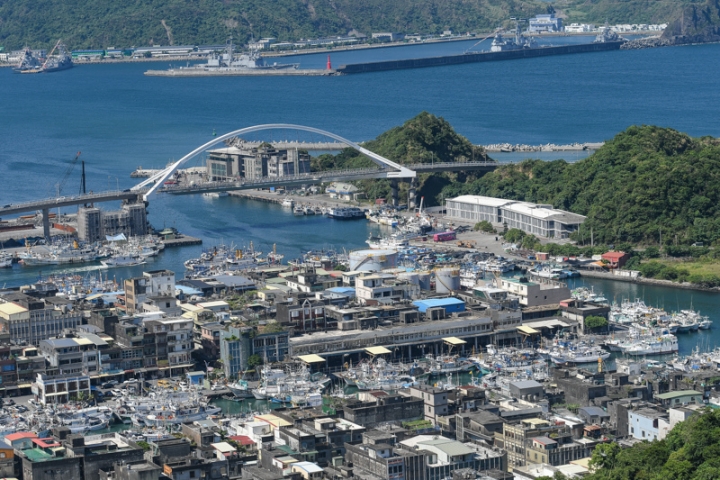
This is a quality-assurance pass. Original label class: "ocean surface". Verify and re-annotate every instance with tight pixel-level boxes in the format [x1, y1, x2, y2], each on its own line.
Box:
[1, 38, 720, 354]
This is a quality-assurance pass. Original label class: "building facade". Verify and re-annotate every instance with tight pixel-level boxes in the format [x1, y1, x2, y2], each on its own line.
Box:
[445, 195, 585, 239]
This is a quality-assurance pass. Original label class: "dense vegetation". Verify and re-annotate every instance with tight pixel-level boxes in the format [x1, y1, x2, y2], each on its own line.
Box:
[442, 125, 720, 247]
[586, 408, 720, 480]
[312, 111, 490, 204]
[0, 0, 547, 51]
[2, 0, 710, 51]
[558, 0, 701, 26]
[662, 0, 720, 40]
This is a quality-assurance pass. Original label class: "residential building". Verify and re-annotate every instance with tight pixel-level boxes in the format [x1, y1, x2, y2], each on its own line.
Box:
[601, 251, 631, 269]
[494, 418, 573, 469]
[409, 386, 450, 424]
[32, 373, 91, 404]
[355, 274, 419, 305]
[38, 333, 106, 376]
[77, 203, 148, 242]
[629, 408, 668, 442]
[206, 144, 310, 181]
[0, 293, 82, 345]
[497, 277, 571, 307]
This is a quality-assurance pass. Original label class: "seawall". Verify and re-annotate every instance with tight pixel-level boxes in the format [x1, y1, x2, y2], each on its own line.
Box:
[144, 68, 337, 77]
[579, 269, 720, 293]
[337, 41, 624, 74]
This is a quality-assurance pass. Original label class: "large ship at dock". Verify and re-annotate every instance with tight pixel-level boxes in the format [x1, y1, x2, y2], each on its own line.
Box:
[144, 40, 335, 77]
[16, 40, 73, 74]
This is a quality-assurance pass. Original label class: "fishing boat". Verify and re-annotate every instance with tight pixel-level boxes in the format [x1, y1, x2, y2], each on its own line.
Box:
[550, 345, 610, 364]
[101, 254, 146, 268]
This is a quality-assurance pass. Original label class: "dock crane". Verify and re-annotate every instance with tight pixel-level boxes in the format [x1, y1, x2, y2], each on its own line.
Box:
[55, 151, 82, 197]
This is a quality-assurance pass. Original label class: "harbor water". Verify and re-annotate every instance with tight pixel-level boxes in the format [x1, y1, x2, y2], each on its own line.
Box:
[1, 39, 720, 354]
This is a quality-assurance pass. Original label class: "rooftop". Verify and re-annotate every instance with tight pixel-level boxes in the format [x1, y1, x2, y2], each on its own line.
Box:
[655, 390, 702, 400]
[0, 302, 28, 315]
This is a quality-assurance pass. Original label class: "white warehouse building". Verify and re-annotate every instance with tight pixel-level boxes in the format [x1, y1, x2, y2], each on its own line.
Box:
[445, 195, 586, 238]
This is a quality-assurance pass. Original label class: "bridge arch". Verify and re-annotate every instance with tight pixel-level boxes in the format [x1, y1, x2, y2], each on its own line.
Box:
[132, 124, 415, 199]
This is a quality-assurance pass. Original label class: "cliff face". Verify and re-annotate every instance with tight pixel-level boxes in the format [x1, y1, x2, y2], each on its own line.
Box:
[662, 0, 720, 43]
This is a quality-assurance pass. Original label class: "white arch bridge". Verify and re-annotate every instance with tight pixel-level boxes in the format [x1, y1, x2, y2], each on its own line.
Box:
[132, 124, 422, 201]
[0, 124, 497, 239]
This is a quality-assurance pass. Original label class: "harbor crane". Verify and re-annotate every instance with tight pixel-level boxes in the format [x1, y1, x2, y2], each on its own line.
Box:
[55, 151, 82, 197]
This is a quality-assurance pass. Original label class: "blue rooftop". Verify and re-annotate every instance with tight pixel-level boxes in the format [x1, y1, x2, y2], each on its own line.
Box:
[413, 298, 465, 313]
[327, 287, 356, 295]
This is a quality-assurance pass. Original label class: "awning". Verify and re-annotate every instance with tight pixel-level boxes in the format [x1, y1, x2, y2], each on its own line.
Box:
[17, 383, 33, 388]
[517, 325, 540, 335]
[297, 354, 325, 364]
[443, 337, 467, 345]
[365, 346, 391, 355]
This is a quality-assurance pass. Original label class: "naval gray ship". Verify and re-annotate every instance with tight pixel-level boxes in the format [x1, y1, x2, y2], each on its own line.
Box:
[15, 40, 73, 74]
[144, 39, 336, 76]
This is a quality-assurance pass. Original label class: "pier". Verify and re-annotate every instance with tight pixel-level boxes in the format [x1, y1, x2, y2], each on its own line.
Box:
[337, 41, 624, 74]
[144, 68, 338, 77]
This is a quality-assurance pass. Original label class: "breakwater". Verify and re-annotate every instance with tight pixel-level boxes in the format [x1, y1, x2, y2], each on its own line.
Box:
[336, 41, 624, 74]
[144, 68, 337, 77]
[485, 142, 604, 152]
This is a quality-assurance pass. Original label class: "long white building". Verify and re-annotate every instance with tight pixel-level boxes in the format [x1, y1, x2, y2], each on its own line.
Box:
[445, 195, 585, 239]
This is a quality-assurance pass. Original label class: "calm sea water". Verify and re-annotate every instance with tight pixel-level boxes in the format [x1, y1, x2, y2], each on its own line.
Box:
[1, 39, 719, 353]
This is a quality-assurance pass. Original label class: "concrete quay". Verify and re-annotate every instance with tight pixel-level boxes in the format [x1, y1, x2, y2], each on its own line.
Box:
[144, 68, 338, 77]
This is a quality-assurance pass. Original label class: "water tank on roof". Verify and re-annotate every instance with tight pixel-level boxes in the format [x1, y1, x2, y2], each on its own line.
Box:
[435, 268, 460, 294]
[348, 249, 398, 272]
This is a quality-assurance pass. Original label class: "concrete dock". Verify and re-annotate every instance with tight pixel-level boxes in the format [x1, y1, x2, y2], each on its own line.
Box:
[144, 68, 338, 77]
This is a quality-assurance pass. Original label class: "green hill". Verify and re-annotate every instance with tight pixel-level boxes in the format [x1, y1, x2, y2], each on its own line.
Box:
[312, 112, 491, 204]
[586, 407, 720, 480]
[442, 125, 720, 246]
[0, 0, 547, 51]
[557, 0, 701, 26]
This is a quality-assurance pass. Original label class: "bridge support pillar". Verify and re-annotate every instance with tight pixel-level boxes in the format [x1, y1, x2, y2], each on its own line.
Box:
[408, 178, 418, 210]
[42, 208, 51, 241]
[390, 180, 399, 206]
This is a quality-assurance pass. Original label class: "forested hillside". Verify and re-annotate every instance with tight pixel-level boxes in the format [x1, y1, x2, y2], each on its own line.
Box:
[0, 0, 546, 50]
[585, 408, 720, 480]
[312, 112, 490, 203]
[0, 0, 701, 51]
[557, 0, 700, 25]
[441, 125, 720, 247]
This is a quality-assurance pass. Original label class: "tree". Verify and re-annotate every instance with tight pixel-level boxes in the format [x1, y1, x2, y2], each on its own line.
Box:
[474, 220, 494, 233]
[247, 354, 263, 368]
[585, 315, 609, 330]
[589, 442, 621, 472]
[503, 228, 526, 243]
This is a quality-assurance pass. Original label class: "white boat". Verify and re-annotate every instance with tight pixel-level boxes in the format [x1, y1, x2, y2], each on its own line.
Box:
[0, 255, 12, 268]
[293, 206, 305, 215]
[366, 233, 409, 250]
[303, 206, 316, 215]
[623, 334, 679, 356]
[227, 379, 253, 398]
[550, 346, 610, 364]
[203, 192, 228, 198]
[281, 198, 294, 208]
[101, 255, 146, 268]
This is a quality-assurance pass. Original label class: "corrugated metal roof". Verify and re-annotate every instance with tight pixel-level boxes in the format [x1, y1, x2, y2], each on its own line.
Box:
[0, 302, 28, 315]
[297, 354, 325, 364]
[365, 346, 392, 355]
